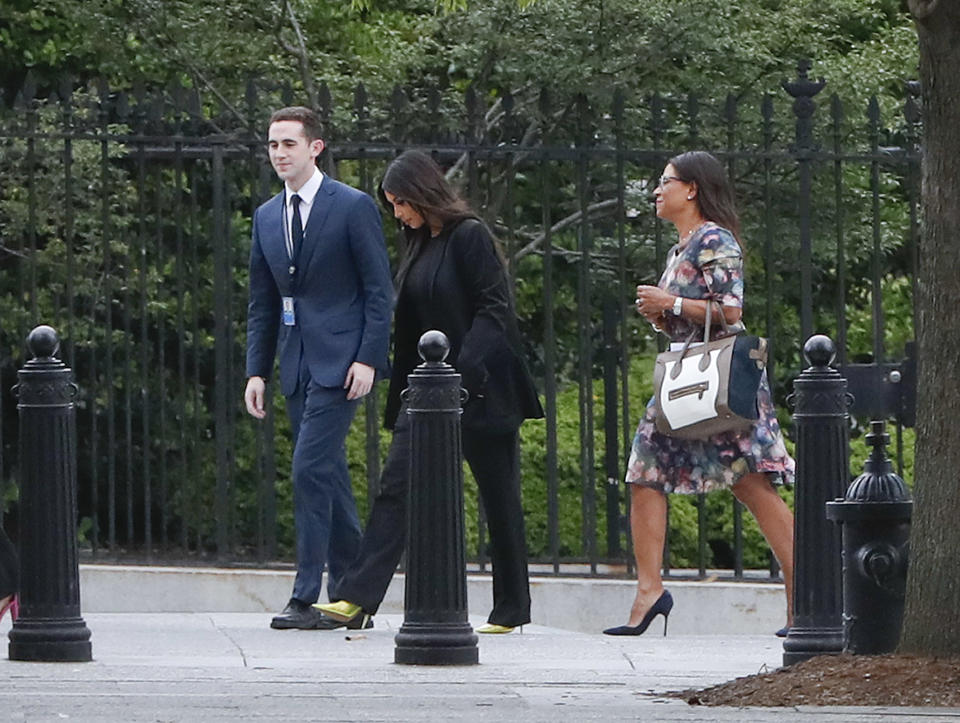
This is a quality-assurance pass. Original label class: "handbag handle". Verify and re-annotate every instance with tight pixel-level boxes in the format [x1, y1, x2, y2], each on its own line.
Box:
[674, 304, 706, 362]
[670, 296, 736, 378]
[674, 296, 732, 356]
[706, 295, 735, 338]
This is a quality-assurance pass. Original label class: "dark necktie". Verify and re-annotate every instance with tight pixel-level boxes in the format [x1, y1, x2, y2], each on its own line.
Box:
[290, 193, 304, 257]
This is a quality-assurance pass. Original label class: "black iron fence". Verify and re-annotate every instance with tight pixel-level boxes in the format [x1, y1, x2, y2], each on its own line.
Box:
[0, 61, 919, 578]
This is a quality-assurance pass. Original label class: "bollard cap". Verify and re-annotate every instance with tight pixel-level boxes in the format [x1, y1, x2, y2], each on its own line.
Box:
[803, 334, 836, 368]
[418, 330, 450, 363]
[27, 325, 60, 360]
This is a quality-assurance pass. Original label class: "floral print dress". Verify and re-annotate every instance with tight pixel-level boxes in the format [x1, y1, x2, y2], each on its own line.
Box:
[625, 223, 795, 494]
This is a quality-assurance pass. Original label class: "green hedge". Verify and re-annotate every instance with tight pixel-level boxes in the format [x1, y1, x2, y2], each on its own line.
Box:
[339, 352, 759, 569]
[310, 348, 913, 571]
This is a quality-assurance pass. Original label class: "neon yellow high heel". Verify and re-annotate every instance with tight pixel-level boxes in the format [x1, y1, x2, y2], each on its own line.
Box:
[313, 600, 362, 622]
[476, 623, 520, 634]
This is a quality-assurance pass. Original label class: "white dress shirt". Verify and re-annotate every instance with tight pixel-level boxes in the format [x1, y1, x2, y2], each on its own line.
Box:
[284, 167, 324, 259]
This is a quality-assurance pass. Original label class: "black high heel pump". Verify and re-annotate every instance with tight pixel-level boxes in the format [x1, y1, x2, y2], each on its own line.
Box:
[603, 589, 673, 636]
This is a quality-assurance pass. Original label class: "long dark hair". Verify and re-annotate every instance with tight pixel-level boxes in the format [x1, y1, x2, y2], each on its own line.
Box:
[668, 151, 741, 245]
[378, 150, 484, 285]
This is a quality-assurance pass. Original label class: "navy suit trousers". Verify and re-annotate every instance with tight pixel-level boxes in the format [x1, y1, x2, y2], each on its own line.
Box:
[285, 365, 362, 604]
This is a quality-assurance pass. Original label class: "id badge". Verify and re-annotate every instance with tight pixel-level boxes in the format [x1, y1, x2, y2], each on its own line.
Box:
[282, 296, 296, 326]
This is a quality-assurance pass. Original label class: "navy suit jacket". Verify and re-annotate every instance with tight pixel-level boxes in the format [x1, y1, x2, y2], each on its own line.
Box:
[245, 176, 393, 398]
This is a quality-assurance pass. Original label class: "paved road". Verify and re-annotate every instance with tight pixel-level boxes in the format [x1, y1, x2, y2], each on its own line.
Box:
[3, 613, 958, 722]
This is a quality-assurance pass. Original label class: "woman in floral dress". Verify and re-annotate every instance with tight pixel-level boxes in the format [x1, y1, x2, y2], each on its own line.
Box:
[604, 151, 795, 636]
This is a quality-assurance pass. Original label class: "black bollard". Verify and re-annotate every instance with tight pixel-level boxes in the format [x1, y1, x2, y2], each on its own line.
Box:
[782, 335, 846, 666]
[394, 331, 478, 666]
[826, 421, 912, 654]
[8, 326, 92, 662]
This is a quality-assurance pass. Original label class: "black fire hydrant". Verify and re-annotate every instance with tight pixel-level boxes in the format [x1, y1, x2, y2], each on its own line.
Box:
[826, 420, 912, 655]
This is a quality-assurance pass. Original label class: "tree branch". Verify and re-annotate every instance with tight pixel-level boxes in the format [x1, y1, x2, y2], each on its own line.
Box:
[279, 0, 319, 109]
[445, 88, 569, 185]
[184, 63, 245, 131]
[126, 4, 241, 131]
[908, 0, 941, 21]
[444, 95, 504, 181]
[0, 244, 27, 258]
[514, 198, 620, 260]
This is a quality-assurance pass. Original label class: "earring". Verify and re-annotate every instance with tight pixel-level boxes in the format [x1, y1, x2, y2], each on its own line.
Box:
[687, 195, 694, 200]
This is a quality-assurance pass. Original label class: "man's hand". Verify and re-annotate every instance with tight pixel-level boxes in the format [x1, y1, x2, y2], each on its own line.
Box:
[245, 376, 267, 419]
[344, 362, 375, 400]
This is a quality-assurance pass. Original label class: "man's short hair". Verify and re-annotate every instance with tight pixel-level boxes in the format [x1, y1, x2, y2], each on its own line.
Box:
[268, 106, 324, 141]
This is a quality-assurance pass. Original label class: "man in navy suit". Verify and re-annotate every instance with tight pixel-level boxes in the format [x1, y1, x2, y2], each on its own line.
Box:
[244, 106, 392, 630]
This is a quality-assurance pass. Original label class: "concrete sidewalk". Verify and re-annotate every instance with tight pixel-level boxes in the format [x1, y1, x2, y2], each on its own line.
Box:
[4, 612, 960, 722]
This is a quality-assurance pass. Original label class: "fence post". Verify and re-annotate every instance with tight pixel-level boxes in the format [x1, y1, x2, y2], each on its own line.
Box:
[783, 59, 825, 343]
[782, 334, 847, 666]
[394, 331, 478, 665]
[8, 326, 92, 662]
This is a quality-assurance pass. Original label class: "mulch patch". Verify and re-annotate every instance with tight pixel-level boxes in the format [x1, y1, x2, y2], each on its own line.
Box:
[671, 653, 960, 707]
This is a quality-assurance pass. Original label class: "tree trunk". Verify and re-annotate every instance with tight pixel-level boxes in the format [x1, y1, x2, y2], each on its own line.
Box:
[899, 0, 960, 657]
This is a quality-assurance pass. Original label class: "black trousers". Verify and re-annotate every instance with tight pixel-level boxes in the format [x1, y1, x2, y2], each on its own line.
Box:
[335, 411, 532, 627]
[0, 525, 17, 599]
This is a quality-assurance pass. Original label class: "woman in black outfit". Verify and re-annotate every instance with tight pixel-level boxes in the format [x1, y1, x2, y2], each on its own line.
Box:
[316, 150, 543, 633]
[0, 525, 18, 623]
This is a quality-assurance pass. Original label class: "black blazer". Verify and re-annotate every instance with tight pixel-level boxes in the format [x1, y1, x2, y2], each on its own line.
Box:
[384, 218, 543, 433]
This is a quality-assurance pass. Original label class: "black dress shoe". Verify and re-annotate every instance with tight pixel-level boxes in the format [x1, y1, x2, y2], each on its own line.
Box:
[315, 612, 374, 631]
[271, 598, 325, 630]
